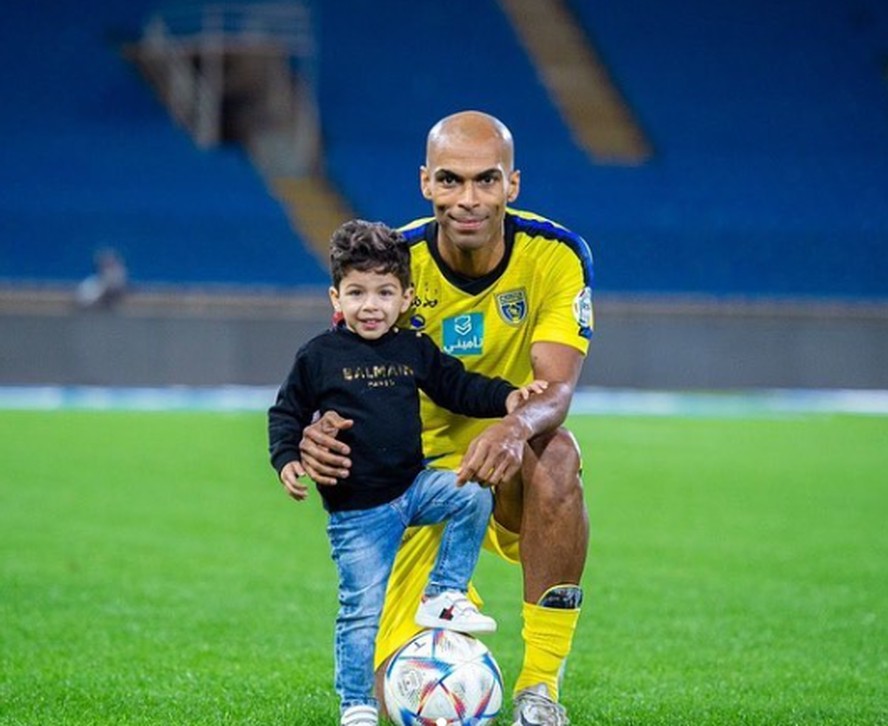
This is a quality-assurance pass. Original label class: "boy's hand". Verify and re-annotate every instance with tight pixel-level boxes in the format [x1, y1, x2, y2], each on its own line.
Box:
[279, 460, 309, 501]
[505, 379, 548, 413]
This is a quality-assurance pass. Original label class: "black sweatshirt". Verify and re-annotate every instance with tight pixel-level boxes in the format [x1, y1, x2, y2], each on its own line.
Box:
[268, 324, 515, 512]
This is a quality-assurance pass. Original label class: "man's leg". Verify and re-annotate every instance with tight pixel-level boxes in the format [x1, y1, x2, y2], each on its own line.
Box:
[495, 427, 589, 703]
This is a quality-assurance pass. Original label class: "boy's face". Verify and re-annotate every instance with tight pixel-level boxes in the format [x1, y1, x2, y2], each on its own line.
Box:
[330, 268, 413, 340]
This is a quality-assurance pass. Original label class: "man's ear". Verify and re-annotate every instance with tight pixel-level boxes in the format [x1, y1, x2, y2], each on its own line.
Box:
[420, 166, 433, 200]
[507, 169, 521, 203]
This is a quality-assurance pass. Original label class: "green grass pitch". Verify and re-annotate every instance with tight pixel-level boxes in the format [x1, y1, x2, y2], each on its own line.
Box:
[1, 410, 886, 724]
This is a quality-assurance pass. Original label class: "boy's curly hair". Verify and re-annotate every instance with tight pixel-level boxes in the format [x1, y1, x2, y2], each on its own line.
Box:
[329, 220, 411, 290]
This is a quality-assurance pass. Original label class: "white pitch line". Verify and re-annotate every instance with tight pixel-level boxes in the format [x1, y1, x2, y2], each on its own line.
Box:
[1, 386, 887, 416]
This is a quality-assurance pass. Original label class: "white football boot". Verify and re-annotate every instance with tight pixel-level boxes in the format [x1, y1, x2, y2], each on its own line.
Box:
[415, 590, 497, 634]
[511, 684, 570, 726]
[340, 704, 378, 726]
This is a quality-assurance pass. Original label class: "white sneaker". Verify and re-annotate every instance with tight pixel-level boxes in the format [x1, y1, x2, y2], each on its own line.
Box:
[415, 590, 497, 634]
[340, 704, 378, 726]
[512, 684, 570, 726]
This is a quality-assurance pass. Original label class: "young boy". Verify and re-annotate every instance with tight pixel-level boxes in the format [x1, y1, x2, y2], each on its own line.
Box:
[268, 220, 544, 726]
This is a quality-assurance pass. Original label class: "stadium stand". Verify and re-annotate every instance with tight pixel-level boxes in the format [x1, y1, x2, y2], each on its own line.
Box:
[317, 0, 888, 298]
[563, 0, 888, 297]
[0, 0, 327, 288]
[0, 0, 885, 298]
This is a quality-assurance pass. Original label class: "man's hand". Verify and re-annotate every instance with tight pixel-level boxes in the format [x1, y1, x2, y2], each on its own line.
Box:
[299, 410, 354, 485]
[456, 417, 532, 487]
[279, 460, 309, 501]
[456, 343, 583, 489]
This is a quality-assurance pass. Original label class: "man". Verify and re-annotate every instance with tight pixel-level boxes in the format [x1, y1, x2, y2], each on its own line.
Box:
[299, 111, 593, 726]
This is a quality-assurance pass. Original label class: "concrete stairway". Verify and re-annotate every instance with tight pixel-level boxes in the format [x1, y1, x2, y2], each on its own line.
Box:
[497, 0, 651, 164]
[270, 175, 357, 265]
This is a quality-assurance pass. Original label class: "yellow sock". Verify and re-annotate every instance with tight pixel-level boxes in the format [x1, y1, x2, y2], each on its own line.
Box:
[514, 598, 581, 701]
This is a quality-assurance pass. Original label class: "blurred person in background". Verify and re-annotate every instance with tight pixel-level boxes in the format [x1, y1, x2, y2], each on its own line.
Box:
[75, 247, 128, 309]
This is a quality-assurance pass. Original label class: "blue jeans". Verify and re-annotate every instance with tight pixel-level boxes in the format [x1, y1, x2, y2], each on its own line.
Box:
[326, 469, 493, 711]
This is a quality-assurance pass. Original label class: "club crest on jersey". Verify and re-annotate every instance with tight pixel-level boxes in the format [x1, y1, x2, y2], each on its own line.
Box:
[442, 313, 484, 356]
[495, 289, 528, 326]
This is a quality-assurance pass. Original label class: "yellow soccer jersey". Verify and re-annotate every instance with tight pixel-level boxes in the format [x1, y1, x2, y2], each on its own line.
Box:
[399, 208, 594, 470]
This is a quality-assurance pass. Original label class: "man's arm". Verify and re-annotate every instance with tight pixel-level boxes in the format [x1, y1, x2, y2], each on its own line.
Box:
[456, 342, 584, 487]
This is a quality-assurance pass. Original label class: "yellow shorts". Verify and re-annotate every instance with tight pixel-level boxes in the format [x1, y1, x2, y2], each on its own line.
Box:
[374, 517, 521, 669]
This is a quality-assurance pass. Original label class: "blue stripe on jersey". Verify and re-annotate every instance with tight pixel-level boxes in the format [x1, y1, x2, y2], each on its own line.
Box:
[401, 219, 435, 247]
[422, 452, 452, 467]
[510, 213, 595, 288]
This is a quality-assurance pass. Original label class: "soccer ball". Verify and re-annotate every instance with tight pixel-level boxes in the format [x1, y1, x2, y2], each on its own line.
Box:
[383, 628, 503, 726]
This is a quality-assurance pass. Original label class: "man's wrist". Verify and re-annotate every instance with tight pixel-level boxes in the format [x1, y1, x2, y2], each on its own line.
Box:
[502, 412, 534, 441]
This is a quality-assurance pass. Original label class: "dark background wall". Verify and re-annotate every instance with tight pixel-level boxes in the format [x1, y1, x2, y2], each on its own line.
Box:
[2, 291, 885, 389]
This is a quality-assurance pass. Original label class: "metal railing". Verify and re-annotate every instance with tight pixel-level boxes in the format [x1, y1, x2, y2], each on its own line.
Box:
[145, 1, 315, 56]
[135, 1, 316, 147]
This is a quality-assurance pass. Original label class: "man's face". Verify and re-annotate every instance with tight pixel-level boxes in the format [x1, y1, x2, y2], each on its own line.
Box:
[420, 133, 520, 254]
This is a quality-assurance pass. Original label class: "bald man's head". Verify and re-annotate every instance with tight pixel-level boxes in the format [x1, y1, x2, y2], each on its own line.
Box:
[426, 111, 515, 171]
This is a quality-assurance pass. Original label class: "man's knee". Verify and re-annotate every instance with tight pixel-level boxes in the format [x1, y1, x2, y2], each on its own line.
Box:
[528, 428, 583, 497]
[494, 429, 584, 533]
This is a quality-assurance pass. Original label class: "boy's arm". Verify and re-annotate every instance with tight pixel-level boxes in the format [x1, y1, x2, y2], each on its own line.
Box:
[417, 334, 516, 418]
[268, 354, 316, 498]
[268, 390, 307, 474]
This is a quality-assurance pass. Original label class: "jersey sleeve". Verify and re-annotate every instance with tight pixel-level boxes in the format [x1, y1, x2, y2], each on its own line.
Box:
[531, 240, 594, 355]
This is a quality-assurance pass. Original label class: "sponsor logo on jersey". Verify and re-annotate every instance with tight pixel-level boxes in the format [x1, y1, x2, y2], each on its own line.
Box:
[495, 288, 528, 326]
[572, 287, 593, 330]
[442, 313, 484, 356]
[412, 295, 439, 308]
[412, 282, 441, 309]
